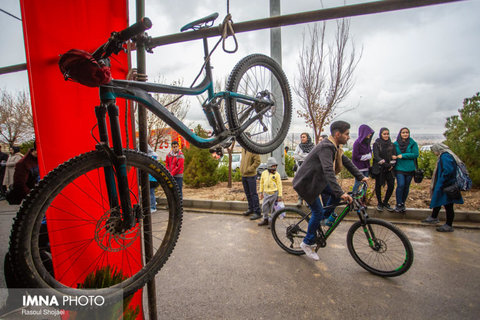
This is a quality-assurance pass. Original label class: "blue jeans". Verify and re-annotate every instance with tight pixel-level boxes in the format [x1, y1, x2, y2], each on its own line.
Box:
[174, 177, 183, 199]
[242, 176, 260, 214]
[304, 197, 325, 245]
[150, 185, 157, 210]
[321, 184, 340, 219]
[395, 173, 413, 205]
[352, 171, 369, 193]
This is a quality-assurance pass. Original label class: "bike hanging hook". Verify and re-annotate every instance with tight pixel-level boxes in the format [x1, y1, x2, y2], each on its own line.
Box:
[220, 13, 238, 53]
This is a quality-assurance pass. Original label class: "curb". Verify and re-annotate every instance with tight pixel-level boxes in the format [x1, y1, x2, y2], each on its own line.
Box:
[159, 198, 480, 230]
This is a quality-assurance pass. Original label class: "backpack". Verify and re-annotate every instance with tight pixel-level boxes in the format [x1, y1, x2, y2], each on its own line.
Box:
[456, 161, 472, 191]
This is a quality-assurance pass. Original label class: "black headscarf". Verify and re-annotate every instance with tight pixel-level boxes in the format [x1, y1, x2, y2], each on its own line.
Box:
[396, 127, 411, 153]
[375, 128, 395, 161]
[299, 133, 315, 153]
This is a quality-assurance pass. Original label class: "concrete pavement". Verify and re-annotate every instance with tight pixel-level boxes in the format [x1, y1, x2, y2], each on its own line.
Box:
[1, 200, 479, 319]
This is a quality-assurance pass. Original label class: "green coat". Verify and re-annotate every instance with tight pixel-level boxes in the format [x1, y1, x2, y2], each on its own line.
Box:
[394, 139, 419, 173]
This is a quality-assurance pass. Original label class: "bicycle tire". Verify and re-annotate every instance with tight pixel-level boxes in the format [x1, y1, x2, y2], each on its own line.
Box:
[346, 218, 413, 277]
[271, 207, 309, 255]
[226, 54, 292, 154]
[8, 149, 182, 303]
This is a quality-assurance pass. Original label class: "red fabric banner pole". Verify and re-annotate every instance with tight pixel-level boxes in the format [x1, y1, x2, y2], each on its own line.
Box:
[20, 0, 144, 317]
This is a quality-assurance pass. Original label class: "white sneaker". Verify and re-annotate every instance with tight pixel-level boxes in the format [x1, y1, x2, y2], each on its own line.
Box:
[300, 242, 319, 261]
[150, 208, 157, 213]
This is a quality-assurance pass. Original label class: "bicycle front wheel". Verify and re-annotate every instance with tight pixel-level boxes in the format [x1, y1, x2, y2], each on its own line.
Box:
[8, 149, 182, 302]
[271, 207, 309, 255]
[346, 218, 413, 277]
[226, 54, 292, 154]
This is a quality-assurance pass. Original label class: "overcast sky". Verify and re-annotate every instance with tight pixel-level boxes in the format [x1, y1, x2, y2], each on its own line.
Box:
[1, 0, 479, 139]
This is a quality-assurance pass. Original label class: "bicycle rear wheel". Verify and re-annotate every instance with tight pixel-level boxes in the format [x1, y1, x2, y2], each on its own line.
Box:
[8, 149, 182, 303]
[346, 218, 413, 277]
[271, 207, 309, 255]
[226, 54, 292, 154]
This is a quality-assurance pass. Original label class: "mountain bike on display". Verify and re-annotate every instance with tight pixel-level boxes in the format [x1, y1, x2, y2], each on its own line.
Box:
[271, 183, 414, 277]
[7, 13, 292, 304]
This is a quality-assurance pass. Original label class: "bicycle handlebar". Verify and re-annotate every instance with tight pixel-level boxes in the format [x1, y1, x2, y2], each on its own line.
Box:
[117, 17, 152, 41]
[92, 17, 152, 60]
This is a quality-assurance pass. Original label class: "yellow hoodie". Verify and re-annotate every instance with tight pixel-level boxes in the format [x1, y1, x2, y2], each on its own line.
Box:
[259, 170, 282, 196]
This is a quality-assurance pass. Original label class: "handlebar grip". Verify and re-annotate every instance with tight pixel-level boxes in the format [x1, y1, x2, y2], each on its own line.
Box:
[117, 17, 152, 41]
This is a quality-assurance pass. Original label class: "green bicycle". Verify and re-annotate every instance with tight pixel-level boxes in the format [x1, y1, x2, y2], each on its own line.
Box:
[270, 183, 413, 277]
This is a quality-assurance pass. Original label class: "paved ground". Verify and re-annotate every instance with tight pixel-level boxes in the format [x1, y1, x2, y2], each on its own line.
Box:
[146, 212, 480, 320]
[1, 201, 480, 319]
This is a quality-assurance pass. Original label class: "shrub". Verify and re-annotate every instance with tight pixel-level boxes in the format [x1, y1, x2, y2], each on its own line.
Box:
[285, 154, 295, 177]
[183, 125, 219, 187]
[339, 149, 354, 179]
[417, 150, 437, 179]
[216, 164, 242, 182]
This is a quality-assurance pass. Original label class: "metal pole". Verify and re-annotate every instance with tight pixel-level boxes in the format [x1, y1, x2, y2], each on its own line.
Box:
[269, 0, 287, 179]
[148, 0, 464, 48]
[136, 0, 158, 319]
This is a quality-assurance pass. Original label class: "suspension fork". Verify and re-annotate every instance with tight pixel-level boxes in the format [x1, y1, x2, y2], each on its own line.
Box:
[95, 103, 134, 229]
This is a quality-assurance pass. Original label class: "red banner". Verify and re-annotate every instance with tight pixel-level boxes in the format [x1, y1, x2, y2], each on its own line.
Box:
[21, 0, 143, 316]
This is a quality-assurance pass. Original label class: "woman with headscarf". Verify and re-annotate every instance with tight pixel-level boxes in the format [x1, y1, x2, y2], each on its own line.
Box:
[372, 128, 397, 211]
[294, 132, 315, 207]
[3, 146, 23, 190]
[352, 124, 374, 193]
[421, 143, 464, 232]
[393, 127, 419, 213]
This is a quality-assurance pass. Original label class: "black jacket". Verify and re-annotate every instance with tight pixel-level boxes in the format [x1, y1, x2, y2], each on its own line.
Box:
[293, 139, 364, 204]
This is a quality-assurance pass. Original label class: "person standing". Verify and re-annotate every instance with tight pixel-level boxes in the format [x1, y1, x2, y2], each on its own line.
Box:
[165, 141, 184, 199]
[3, 146, 23, 191]
[239, 148, 262, 220]
[0, 146, 9, 200]
[393, 127, 419, 213]
[6, 145, 39, 204]
[293, 132, 315, 207]
[293, 121, 367, 260]
[372, 128, 397, 211]
[352, 124, 374, 193]
[421, 143, 464, 232]
[148, 146, 159, 213]
[258, 157, 282, 227]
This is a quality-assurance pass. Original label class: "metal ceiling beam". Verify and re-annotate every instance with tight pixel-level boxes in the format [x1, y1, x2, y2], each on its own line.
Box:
[0, 0, 466, 75]
[0, 63, 27, 75]
[149, 0, 464, 48]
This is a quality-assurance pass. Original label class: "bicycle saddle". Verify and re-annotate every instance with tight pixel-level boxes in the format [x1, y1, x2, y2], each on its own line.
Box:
[180, 12, 219, 32]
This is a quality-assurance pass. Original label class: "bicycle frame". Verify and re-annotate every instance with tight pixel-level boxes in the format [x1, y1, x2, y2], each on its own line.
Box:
[99, 38, 273, 149]
[94, 37, 276, 228]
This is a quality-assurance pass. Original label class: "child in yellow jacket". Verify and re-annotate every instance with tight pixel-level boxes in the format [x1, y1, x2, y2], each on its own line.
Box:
[258, 157, 283, 226]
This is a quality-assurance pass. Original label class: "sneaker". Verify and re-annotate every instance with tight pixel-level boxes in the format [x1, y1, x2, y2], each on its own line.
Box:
[150, 208, 157, 213]
[436, 224, 454, 232]
[250, 213, 262, 220]
[296, 200, 303, 208]
[258, 219, 269, 226]
[300, 242, 319, 261]
[422, 216, 440, 224]
[324, 213, 337, 227]
[242, 210, 253, 216]
[376, 204, 384, 212]
[383, 203, 394, 212]
[395, 204, 406, 213]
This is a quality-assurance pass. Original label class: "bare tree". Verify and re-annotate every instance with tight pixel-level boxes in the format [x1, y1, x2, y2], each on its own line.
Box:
[0, 89, 34, 146]
[145, 78, 190, 150]
[294, 19, 361, 143]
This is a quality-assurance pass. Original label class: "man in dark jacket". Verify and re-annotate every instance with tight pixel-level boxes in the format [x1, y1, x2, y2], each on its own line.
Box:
[293, 121, 368, 260]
